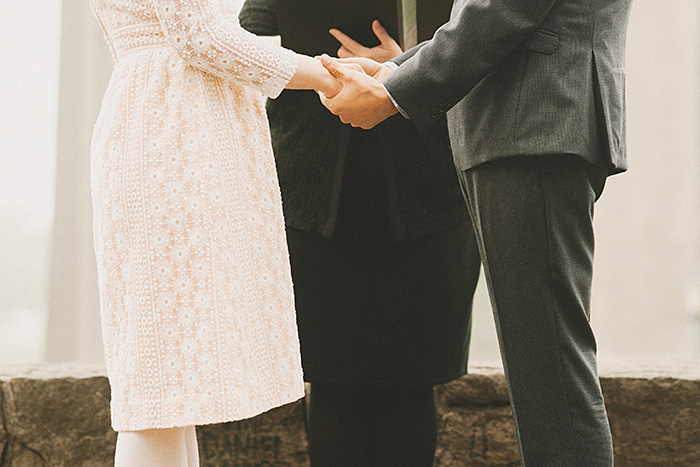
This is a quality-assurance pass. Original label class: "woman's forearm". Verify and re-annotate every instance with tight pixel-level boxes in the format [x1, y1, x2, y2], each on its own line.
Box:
[286, 55, 342, 97]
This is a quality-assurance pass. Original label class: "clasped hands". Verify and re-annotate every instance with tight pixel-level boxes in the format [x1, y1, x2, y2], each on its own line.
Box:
[317, 20, 401, 130]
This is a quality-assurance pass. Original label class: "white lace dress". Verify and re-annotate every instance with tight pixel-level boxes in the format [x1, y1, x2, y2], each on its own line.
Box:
[89, 0, 304, 431]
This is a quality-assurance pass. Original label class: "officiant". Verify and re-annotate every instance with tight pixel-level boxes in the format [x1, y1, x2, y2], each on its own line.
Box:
[239, 1, 481, 465]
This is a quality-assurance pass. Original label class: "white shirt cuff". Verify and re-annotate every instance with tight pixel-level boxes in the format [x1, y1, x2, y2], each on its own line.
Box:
[384, 61, 400, 71]
[382, 84, 409, 119]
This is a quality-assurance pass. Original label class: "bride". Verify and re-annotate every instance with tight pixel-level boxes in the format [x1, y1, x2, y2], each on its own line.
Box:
[89, 0, 340, 465]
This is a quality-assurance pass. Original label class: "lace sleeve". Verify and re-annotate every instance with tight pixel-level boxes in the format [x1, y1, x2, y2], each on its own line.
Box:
[152, 0, 298, 98]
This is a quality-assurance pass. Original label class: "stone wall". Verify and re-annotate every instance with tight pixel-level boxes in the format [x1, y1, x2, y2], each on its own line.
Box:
[0, 363, 698, 466]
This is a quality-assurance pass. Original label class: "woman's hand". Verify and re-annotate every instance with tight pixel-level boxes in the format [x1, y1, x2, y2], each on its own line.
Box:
[313, 60, 344, 98]
[287, 55, 343, 98]
[329, 20, 403, 63]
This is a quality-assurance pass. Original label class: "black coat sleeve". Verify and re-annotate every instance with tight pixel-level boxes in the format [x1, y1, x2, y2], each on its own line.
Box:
[238, 0, 279, 36]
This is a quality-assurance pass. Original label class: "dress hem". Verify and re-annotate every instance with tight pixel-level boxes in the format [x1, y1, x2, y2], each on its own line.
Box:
[111, 389, 306, 432]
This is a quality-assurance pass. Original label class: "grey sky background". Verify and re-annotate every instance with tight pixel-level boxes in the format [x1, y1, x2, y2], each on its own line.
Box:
[0, 1, 61, 230]
[0, 1, 61, 363]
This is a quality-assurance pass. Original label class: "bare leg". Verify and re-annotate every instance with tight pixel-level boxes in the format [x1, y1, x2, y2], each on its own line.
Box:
[185, 425, 200, 466]
[115, 427, 191, 467]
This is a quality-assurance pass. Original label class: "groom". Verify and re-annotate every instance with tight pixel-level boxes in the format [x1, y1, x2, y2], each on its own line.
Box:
[320, 0, 633, 465]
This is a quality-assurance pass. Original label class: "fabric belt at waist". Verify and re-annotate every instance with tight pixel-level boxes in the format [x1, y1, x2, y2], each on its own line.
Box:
[111, 23, 170, 61]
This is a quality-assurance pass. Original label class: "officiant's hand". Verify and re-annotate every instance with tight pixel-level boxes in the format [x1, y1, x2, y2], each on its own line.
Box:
[329, 20, 403, 63]
[319, 55, 397, 129]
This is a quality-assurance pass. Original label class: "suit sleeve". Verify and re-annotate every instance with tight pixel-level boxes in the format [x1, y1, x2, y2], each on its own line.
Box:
[391, 40, 429, 66]
[238, 0, 279, 36]
[383, 0, 558, 130]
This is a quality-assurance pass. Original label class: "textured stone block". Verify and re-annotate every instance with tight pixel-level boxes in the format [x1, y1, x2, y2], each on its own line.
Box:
[1, 363, 699, 466]
[0, 364, 115, 467]
[434, 363, 700, 467]
[0, 364, 308, 467]
[0, 383, 6, 461]
[601, 363, 700, 467]
[434, 367, 519, 466]
[198, 402, 309, 467]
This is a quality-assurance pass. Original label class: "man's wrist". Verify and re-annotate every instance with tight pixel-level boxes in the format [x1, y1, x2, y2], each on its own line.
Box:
[382, 84, 408, 119]
[375, 64, 394, 83]
[384, 61, 399, 72]
[379, 89, 399, 120]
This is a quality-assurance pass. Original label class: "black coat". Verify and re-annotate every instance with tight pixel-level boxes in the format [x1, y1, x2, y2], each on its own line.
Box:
[239, 0, 468, 241]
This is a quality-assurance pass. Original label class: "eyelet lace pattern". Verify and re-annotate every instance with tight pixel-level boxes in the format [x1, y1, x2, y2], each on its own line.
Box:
[89, 0, 304, 431]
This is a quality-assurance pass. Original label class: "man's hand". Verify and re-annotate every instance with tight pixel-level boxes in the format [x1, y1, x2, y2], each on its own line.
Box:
[329, 20, 403, 63]
[319, 55, 398, 130]
[334, 57, 394, 82]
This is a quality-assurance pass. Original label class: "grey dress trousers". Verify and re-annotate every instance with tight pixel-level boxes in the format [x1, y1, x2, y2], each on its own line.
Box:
[383, 0, 633, 465]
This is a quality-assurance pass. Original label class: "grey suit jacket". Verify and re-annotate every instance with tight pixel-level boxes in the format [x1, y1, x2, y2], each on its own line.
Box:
[384, 0, 633, 174]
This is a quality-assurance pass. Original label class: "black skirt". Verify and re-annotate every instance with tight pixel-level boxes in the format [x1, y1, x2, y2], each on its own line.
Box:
[286, 131, 481, 385]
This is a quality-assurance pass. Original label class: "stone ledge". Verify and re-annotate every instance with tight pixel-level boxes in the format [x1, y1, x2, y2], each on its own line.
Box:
[0, 363, 698, 466]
